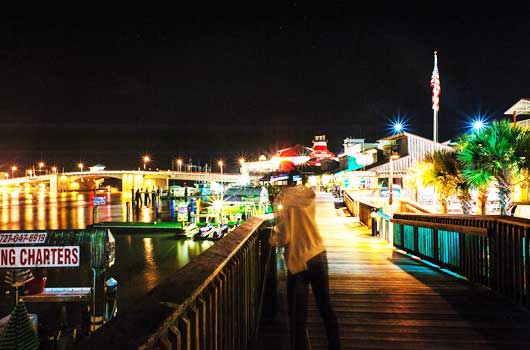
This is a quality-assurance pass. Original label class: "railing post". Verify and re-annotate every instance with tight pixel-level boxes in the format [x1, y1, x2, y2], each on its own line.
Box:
[413, 225, 419, 255]
[433, 228, 439, 265]
[523, 227, 530, 307]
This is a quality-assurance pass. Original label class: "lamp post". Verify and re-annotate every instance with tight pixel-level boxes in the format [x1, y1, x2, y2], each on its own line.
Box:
[78, 163, 84, 172]
[389, 153, 400, 206]
[143, 155, 150, 171]
[177, 159, 182, 172]
[239, 158, 245, 174]
[38, 162, 45, 174]
[11, 166, 17, 178]
[51, 167, 57, 174]
[218, 160, 224, 198]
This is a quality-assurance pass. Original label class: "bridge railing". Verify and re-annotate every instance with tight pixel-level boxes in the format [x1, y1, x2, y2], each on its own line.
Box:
[392, 213, 530, 308]
[344, 191, 379, 226]
[78, 215, 275, 350]
[344, 192, 394, 241]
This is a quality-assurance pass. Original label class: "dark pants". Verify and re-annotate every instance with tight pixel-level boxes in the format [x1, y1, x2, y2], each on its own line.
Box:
[287, 250, 340, 350]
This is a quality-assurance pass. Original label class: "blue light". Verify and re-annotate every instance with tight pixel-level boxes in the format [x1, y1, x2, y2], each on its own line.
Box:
[469, 115, 488, 133]
[472, 120, 484, 130]
[388, 116, 408, 134]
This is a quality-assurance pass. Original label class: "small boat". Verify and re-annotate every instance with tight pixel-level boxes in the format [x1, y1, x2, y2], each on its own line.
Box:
[210, 224, 228, 240]
[194, 224, 215, 240]
[182, 223, 200, 237]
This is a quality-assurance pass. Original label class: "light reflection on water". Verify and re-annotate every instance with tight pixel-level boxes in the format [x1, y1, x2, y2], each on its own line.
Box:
[0, 191, 214, 313]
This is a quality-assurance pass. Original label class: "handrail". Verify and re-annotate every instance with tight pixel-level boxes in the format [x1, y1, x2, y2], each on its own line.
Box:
[77, 215, 274, 350]
[343, 191, 380, 226]
[391, 218, 488, 237]
[392, 213, 530, 308]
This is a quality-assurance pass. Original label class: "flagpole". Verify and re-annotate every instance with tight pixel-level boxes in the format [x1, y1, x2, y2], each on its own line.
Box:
[433, 51, 438, 143]
[434, 110, 438, 143]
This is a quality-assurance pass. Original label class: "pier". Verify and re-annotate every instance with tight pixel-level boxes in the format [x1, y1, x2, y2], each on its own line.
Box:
[76, 192, 530, 349]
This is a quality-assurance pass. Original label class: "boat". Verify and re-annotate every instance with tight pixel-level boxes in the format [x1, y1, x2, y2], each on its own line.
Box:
[193, 224, 215, 240]
[181, 223, 200, 238]
[210, 224, 228, 240]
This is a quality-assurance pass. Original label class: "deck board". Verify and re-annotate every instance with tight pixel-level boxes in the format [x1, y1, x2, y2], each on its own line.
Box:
[257, 193, 530, 349]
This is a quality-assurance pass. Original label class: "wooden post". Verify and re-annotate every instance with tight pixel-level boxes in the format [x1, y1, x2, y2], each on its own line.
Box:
[91, 268, 106, 333]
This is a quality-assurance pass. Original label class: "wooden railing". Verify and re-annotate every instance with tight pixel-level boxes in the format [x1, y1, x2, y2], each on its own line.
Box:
[344, 192, 379, 227]
[77, 216, 275, 350]
[393, 213, 530, 308]
[343, 192, 393, 241]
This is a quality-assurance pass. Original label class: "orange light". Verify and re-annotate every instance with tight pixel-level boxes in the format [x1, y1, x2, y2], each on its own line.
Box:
[38, 162, 44, 168]
[51, 167, 57, 173]
[11, 166, 17, 172]
[218, 160, 223, 167]
[177, 159, 182, 165]
[143, 155, 150, 163]
[239, 158, 245, 165]
[78, 163, 84, 170]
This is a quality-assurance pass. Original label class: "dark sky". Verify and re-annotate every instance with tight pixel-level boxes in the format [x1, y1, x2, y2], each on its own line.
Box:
[1, 2, 529, 172]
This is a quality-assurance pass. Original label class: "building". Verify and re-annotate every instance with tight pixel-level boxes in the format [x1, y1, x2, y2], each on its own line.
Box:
[335, 132, 453, 201]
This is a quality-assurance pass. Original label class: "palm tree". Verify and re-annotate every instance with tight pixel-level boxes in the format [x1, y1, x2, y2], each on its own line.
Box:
[420, 150, 464, 214]
[458, 119, 530, 215]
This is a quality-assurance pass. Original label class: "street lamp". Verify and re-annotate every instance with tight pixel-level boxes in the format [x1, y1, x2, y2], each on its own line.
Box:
[38, 162, 44, 174]
[471, 118, 486, 132]
[389, 153, 400, 206]
[239, 158, 246, 175]
[218, 160, 224, 198]
[78, 163, 84, 172]
[51, 167, 57, 174]
[177, 159, 182, 172]
[11, 166, 17, 178]
[143, 155, 150, 171]
[390, 117, 407, 135]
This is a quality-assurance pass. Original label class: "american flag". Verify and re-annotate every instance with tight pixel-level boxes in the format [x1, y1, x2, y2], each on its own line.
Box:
[430, 51, 440, 112]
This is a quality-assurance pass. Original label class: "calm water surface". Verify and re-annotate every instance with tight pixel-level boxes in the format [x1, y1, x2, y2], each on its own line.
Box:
[0, 191, 214, 312]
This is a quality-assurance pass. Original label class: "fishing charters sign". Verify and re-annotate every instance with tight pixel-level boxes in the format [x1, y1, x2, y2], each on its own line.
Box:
[0, 231, 80, 268]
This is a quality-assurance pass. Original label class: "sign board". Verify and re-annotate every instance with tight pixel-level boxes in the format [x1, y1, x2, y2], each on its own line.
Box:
[93, 196, 106, 206]
[0, 232, 47, 245]
[0, 246, 80, 268]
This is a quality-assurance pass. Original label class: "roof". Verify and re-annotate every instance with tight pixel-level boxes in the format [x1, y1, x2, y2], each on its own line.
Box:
[505, 99, 530, 115]
[276, 144, 313, 157]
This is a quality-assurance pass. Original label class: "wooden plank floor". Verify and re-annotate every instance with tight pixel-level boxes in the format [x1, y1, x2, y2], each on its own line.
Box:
[257, 193, 530, 350]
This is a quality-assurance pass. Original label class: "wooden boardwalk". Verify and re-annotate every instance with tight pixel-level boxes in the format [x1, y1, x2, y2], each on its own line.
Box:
[257, 193, 530, 350]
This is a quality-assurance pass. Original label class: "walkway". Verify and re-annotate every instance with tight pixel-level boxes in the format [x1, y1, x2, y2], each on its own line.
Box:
[257, 193, 530, 349]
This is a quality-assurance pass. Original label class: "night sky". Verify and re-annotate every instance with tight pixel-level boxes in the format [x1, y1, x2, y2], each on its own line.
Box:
[1, 3, 530, 172]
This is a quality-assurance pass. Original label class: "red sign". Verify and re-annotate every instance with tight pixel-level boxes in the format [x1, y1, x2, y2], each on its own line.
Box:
[0, 246, 80, 268]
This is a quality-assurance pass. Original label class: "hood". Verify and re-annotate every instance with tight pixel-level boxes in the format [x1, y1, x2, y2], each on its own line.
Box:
[281, 186, 315, 208]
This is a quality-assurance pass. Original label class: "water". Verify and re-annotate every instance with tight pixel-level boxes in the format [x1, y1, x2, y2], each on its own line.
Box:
[0, 190, 214, 313]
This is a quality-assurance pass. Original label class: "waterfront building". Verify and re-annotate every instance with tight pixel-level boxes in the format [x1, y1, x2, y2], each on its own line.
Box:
[334, 132, 452, 207]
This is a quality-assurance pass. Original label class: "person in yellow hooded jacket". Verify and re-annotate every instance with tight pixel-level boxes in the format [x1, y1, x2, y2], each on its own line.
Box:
[271, 173, 339, 350]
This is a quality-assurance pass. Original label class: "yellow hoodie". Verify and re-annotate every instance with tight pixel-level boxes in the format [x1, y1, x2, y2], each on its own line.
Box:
[272, 186, 325, 274]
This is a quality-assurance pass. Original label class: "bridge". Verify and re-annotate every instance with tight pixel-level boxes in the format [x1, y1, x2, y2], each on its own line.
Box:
[77, 191, 530, 349]
[0, 170, 255, 193]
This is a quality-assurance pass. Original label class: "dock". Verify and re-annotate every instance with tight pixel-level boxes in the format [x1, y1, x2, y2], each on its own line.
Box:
[257, 193, 530, 349]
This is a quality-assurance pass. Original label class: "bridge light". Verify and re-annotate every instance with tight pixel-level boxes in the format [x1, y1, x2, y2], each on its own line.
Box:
[143, 155, 150, 170]
[78, 163, 84, 172]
